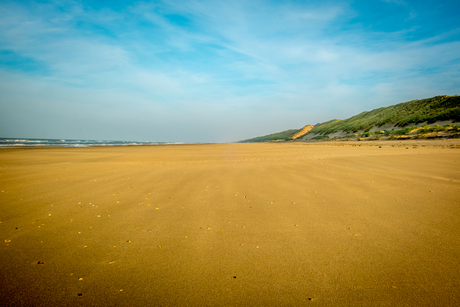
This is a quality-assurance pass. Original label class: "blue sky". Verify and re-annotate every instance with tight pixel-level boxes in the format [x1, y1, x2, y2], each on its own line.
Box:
[0, 0, 459, 142]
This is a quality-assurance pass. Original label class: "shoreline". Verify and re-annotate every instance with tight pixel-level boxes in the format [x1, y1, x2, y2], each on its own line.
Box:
[3, 138, 460, 150]
[0, 143, 211, 150]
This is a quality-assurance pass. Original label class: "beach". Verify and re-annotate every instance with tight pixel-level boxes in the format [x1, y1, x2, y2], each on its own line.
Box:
[1, 142, 460, 306]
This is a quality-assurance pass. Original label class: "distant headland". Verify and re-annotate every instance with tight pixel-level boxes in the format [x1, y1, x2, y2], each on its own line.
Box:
[239, 95, 460, 142]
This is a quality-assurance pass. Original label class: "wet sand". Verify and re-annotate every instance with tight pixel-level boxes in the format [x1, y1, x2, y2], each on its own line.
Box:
[1, 142, 460, 306]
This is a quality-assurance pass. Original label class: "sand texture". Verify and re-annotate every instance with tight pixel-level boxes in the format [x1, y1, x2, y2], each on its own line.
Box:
[1, 142, 460, 306]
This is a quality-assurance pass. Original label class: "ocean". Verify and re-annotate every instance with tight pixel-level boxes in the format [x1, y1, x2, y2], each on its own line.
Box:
[0, 138, 183, 148]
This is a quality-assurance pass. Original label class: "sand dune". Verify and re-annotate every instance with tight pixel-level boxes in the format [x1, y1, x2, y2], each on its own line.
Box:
[1, 142, 460, 306]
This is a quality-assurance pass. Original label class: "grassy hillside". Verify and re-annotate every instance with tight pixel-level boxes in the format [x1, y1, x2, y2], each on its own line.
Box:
[239, 95, 459, 143]
[307, 95, 460, 136]
[328, 123, 460, 141]
[239, 129, 300, 143]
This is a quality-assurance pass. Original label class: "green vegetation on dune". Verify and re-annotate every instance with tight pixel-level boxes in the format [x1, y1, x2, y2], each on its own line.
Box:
[239, 129, 300, 143]
[307, 95, 460, 136]
[349, 124, 460, 140]
[238, 95, 460, 143]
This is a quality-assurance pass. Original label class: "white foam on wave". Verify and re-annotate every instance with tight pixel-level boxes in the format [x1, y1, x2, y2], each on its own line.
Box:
[0, 138, 183, 148]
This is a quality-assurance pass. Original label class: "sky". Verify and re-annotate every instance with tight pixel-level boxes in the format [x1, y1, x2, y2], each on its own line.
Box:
[0, 0, 459, 142]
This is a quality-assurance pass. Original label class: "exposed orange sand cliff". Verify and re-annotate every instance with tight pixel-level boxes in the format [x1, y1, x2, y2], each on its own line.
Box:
[291, 124, 314, 139]
[1, 142, 460, 306]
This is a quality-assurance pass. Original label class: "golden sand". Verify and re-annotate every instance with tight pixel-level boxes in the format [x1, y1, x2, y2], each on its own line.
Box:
[1, 142, 460, 306]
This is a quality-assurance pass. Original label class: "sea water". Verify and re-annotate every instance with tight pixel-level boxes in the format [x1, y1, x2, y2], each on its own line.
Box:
[0, 138, 183, 148]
